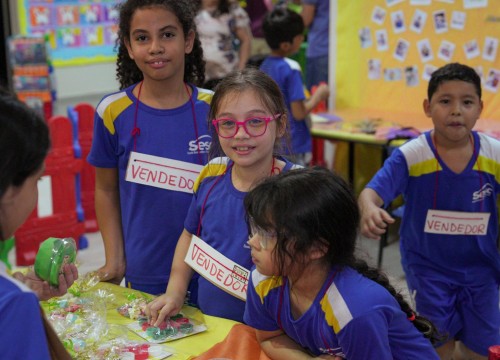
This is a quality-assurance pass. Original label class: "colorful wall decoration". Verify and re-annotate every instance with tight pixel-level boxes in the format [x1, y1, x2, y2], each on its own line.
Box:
[336, 0, 500, 120]
[18, 0, 124, 66]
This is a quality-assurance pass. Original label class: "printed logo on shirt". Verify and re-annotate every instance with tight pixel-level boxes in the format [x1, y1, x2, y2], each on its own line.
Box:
[319, 347, 344, 357]
[472, 183, 494, 203]
[188, 135, 212, 155]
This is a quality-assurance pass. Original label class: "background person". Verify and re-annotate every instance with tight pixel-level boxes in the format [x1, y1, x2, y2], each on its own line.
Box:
[0, 89, 75, 359]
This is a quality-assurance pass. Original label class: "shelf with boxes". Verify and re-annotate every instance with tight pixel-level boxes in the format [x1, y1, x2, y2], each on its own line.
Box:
[7, 35, 55, 119]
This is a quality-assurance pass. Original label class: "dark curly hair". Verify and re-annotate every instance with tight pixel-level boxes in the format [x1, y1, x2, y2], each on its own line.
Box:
[245, 167, 444, 345]
[115, 0, 205, 89]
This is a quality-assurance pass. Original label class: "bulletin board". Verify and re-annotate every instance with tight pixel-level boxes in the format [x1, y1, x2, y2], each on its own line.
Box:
[17, 0, 124, 67]
[335, 0, 500, 120]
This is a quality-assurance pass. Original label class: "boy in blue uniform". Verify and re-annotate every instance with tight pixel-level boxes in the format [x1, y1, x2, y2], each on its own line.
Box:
[359, 62, 500, 359]
[260, 7, 329, 166]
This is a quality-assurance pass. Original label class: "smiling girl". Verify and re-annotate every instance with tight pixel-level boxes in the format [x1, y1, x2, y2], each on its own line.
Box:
[146, 68, 300, 322]
[88, 0, 212, 295]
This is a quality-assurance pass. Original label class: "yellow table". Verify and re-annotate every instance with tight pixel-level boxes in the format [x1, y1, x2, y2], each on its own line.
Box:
[42, 282, 239, 359]
[310, 108, 432, 191]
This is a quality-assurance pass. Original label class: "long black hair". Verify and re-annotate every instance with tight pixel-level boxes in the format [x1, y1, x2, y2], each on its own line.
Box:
[245, 166, 443, 344]
[115, 0, 205, 89]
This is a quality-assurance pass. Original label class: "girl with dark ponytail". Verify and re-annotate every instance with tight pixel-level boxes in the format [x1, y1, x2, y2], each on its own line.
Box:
[244, 166, 442, 359]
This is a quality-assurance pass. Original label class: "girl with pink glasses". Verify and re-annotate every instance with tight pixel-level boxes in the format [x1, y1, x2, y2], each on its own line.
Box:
[146, 67, 300, 322]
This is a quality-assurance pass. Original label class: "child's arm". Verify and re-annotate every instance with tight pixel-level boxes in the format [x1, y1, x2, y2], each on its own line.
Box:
[235, 25, 252, 71]
[145, 229, 195, 326]
[290, 83, 330, 120]
[257, 329, 339, 359]
[358, 188, 395, 240]
[94, 167, 126, 284]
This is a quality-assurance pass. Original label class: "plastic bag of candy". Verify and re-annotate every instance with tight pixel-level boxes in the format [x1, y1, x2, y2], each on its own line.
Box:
[128, 313, 207, 343]
[76, 337, 173, 359]
[46, 293, 108, 354]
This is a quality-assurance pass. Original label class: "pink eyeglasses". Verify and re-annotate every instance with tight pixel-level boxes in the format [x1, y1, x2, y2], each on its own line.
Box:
[212, 114, 281, 138]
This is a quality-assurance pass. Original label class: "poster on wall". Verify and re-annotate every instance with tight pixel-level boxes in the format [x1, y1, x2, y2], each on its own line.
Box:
[18, 0, 124, 66]
[343, 0, 500, 119]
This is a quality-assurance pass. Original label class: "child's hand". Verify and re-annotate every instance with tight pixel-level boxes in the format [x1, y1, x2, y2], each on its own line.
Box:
[12, 263, 78, 301]
[360, 204, 395, 240]
[315, 83, 330, 101]
[95, 263, 125, 286]
[360, 206, 395, 240]
[145, 293, 184, 327]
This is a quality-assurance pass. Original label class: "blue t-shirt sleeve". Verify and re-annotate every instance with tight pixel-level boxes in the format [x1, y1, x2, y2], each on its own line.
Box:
[288, 67, 306, 104]
[366, 148, 409, 207]
[243, 271, 280, 330]
[87, 107, 119, 168]
[184, 190, 201, 235]
[0, 292, 51, 359]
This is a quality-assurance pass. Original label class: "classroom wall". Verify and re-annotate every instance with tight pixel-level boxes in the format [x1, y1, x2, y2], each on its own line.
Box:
[54, 62, 117, 99]
[9, 0, 119, 100]
[335, 0, 500, 120]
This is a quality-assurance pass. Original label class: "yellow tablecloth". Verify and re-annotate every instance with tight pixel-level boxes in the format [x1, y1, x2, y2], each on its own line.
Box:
[41, 282, 240, 359]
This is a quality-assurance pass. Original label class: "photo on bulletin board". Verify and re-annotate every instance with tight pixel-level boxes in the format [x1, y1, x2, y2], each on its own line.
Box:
[17, 0, 124, 67]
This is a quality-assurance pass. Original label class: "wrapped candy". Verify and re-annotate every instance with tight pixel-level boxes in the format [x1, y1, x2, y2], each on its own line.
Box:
[128, 313, 206, 343]
[46, 294, 108, 355]
[34, 237, 77, 286]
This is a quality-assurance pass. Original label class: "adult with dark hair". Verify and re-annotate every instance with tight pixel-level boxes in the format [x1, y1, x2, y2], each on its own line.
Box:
[0, 89, 75, 359]
[360, 63, 500, 359]
[244, 167, 441, 359]
[88, 0, 212, 296]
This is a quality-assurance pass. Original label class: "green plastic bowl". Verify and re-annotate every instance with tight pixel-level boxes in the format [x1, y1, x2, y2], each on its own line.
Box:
[34, 237, 76, 286]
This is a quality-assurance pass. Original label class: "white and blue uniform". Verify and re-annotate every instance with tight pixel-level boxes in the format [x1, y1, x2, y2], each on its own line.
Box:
[184, 157, 298, 322]
[0, 263, 51, 359]
[88, 84, 212, 295]
[244, 266, 439, 359]
[260, 56, 311, 156]
[366, 131, 500, 354]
